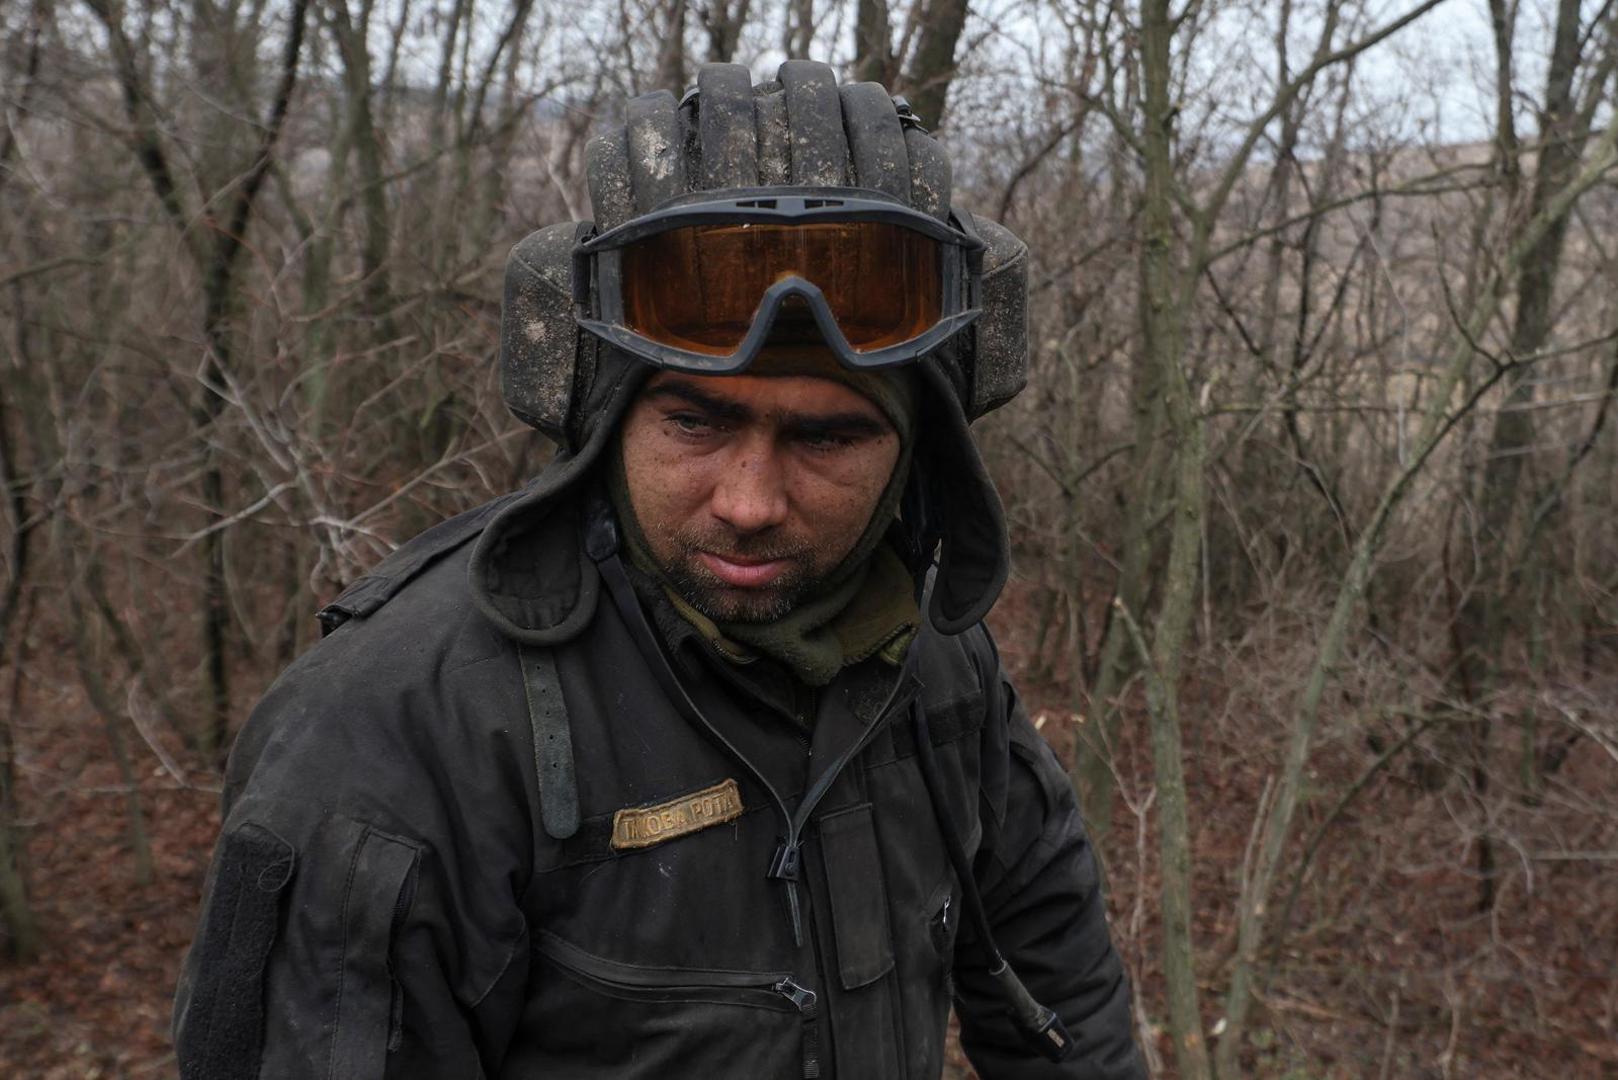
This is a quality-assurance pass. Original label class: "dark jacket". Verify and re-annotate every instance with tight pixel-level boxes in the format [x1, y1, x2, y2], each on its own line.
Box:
[173, 485, 1143, 1079]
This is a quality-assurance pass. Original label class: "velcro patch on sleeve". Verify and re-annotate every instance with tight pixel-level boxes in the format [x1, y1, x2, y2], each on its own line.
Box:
[611, 778, 743, 851]
[177, 822, 296, 1080]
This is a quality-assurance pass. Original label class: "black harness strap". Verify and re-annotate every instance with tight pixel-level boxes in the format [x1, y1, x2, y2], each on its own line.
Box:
[520, 645, 580, 840]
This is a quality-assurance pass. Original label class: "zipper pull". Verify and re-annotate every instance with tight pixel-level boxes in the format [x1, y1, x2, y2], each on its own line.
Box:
[767, 840, 801, 881]
[773, 976, 818, 1014]
[775, 977, 821, 1079]
[931, 894, 954, 955]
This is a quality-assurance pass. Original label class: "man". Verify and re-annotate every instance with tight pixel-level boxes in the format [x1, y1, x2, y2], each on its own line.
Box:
[174, 60, 1144, 1079]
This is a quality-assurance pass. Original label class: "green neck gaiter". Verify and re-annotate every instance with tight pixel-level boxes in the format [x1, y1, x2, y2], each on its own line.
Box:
[608, 367, 921, 687]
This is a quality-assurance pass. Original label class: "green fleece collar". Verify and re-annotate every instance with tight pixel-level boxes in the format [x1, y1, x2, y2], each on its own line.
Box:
[679, 541, 920, 686]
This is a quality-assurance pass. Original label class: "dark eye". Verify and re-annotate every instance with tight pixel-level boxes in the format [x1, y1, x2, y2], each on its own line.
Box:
[668, 413, 718, 437]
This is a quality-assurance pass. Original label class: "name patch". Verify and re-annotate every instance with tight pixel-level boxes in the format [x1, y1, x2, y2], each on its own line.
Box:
[611, 779, 744, 851]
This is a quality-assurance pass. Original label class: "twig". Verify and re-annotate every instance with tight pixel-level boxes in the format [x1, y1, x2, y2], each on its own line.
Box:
[1377, 985, 1402, 1080]
[1267, 710, 1445, 971]
[0, 256, 102, 289]
[170, 481, 297, 557]
[126, 682, 188, 788]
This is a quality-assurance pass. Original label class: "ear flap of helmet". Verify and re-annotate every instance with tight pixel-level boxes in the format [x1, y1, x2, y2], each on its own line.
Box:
[958, 210, 1029, 421]
[501, 220, 595, 448]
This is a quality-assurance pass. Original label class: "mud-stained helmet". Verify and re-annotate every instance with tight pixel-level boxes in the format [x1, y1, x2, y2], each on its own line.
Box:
[501, 59, 1029, 449]
[485, 60, 1029, 637]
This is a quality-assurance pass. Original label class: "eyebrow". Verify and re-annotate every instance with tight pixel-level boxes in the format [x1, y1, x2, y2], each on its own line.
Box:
[644, 378, 892, 439]
[642, 379, 754, 425]
[780, 412, 890, 441]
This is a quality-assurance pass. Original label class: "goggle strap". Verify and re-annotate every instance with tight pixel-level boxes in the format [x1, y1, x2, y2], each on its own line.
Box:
[953, 207, 985, 279]
[570, 222, 597, 310]
[580, 188, 977, 253]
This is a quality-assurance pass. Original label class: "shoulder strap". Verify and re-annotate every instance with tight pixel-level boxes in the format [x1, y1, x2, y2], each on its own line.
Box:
[519, 645, 580, 840]
[316, 493, 522, 636]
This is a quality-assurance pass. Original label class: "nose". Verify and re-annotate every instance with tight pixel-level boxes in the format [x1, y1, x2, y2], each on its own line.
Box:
[709, 434, 789, 535]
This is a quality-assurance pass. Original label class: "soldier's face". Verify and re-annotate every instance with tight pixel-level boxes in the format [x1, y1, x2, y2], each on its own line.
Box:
[619, 372, 901, 622]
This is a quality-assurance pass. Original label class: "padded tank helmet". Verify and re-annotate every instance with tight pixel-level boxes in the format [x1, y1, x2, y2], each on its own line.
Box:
[486, 60, 1029, 636]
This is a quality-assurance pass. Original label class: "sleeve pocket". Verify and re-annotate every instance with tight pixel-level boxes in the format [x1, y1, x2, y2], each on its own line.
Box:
[328, 822, 422, 1079]
[818, 803, 897, 990]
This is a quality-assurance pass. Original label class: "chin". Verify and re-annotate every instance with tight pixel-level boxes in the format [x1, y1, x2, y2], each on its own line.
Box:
[690, 588, 798, 624]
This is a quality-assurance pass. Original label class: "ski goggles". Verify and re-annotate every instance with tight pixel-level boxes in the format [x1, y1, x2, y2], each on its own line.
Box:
[572, 188, 985, 373]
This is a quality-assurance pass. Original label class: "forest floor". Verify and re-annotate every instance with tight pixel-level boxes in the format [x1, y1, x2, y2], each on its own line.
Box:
[0, 662, 219, 1079]
[2, 581, 1616, 1078]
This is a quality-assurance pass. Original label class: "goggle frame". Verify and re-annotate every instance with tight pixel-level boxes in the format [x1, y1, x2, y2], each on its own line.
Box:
[571, 187, 986, 374]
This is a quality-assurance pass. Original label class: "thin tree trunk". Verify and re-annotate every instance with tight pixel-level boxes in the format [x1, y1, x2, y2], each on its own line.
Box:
[0, 800, 38, 960]
[655, 0, 689, 95]
[197, 0, 311, 756]
[699, 0, 751, 62]
[64, 572, 155, 887]
[782, 0, 814, 57]
[0, 313, 32, 679]
[1452, 0, 1608, 909]
[328, 0, 393, 333]
[0, 375, 37, 955]
[854, 0, 894, 85]
[1, 256, 46, 957]
[1132, 3, 1211, 1073]
[301, 92, 351, 426]
[1073, 338, 1168, 844]
[900, 0, 969, 129]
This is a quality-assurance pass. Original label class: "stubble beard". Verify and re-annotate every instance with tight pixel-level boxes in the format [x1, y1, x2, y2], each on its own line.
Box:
[656, 526, 828, 623]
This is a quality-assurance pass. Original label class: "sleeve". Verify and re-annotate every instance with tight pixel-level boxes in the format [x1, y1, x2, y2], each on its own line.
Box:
[952, 664, 1147, 1079]
[171, 644, 534, 1080]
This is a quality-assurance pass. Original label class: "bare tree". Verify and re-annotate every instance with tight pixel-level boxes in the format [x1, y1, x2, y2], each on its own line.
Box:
[1077, 1, 1473, 1073]
[853, 0, 896, 85]
[700, 0, 752, 62]
[84, 0, 310, 755]
[897, 0, 970, 128]
[1448, 0, 1618, 910]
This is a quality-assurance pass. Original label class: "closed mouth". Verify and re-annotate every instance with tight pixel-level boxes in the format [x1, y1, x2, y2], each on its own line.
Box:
[698, 551, 791, 588]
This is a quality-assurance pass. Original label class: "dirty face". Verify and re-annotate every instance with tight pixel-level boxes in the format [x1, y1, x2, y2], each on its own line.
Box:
[619, 372, 901, 622]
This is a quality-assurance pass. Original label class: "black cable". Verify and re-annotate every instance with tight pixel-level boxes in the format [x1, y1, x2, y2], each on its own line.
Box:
[913, 702, 1004, 968]
[911, 702, 1075, 1063]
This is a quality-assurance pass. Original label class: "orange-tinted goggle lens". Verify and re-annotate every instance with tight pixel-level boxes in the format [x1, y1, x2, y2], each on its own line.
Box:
[619, 221, 943, 356]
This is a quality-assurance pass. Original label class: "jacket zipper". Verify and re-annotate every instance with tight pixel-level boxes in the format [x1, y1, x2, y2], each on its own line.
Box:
[768, 672, 920, 937]
[536, 934, 821, 1077]
[594, 543, 913, 1075]
[535, 931, 794, 998]
[774, 977, 821, 1079]
[598, 545, 917, 946]
[384, 847, 419, 1052]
